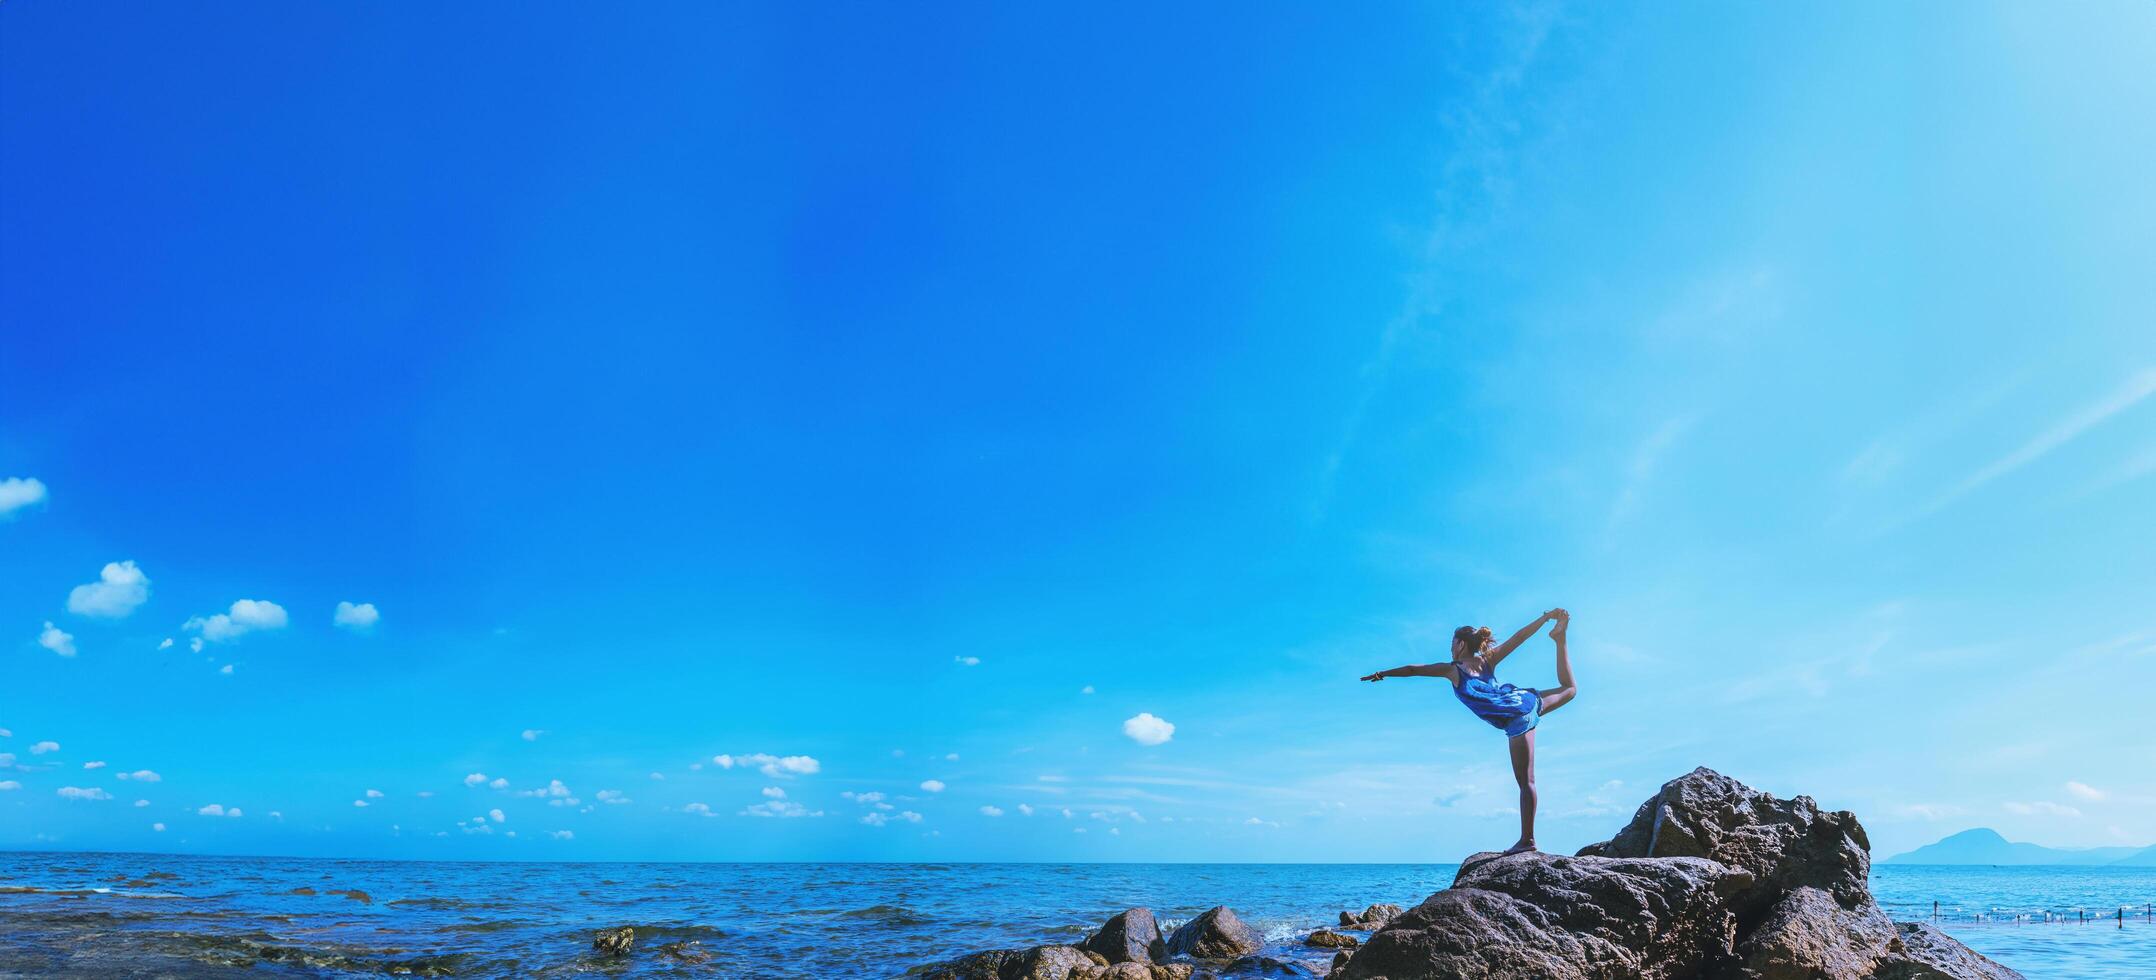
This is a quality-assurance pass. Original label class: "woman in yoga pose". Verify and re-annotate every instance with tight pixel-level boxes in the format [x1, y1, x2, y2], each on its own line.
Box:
[1361, 608, 1574, 854]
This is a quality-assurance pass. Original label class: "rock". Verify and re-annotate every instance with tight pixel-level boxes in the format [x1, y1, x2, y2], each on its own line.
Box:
[1326, 951, 1351, 978]
[1335, 770, 2020, 980]
[656, 940, 711, 964]
[1578, 766, 1870, 911]
[1085, 908, 1161, 964]
[1878, 923, 2025, 980]
[287, 887, 316, 896]
[1337, 904, 1402, 930]
[1303, 930, 1358, 949]
[913, 949, 1019, 980]
[592, 926, 634, 957]
[1339, 850, 1751, 979]
[328, 889, 372, 904]
[1163, 906, 1261, 961]
[1149, 966, 1194, 980]
[1738, 886, 1897, 979]
[1223, 955, 1318, 976]
[1100, 964, 1152, 980]
[1007, 946, 1097, 980]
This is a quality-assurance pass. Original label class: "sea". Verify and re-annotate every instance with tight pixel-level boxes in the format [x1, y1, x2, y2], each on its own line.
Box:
[1, 853, 2151, 978]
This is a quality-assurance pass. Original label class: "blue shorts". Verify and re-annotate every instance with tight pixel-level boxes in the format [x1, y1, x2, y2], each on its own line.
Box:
[1502, 690, 1542, 738]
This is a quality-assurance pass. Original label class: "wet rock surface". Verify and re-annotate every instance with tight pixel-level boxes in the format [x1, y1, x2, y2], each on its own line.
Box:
[1084, 907, 1162, 964]
[1339, 768, 2021, 980]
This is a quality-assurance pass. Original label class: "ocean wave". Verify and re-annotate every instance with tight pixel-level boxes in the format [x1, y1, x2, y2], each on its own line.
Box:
[834, 904, 934, 927]
[164, 930, 491, 976]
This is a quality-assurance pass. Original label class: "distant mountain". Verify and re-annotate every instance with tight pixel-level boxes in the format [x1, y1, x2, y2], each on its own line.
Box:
[2112, 844, 2156, 867]
[1883, 828, 2144, 866]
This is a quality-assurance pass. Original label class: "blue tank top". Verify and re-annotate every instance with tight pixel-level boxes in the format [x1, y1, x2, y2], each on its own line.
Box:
[1451, 662, 1536, 732]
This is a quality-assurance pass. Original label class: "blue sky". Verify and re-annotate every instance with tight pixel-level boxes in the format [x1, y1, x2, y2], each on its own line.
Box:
[5, 2, 2155, 862]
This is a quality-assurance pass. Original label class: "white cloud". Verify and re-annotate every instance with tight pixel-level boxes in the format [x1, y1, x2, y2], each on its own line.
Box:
[133, 799, 148, 807]
[516, 779, 571, 799]
[521, 729, 545, 742]
[0, 781, 18, 791]
[0, 727, 9, 736]
[649, 772, 665, 781]
[353, 799, 369, 808]
[197, 803, 242, 817]
[842, 791, 885, 804]
[1122, 713, 1175, 746]
[333, 601, 380, 631]
[489, 808, 505, 823]
[117, 770, 160, 784]
[464, 773, 489, 787]
[597, 789, 631, 805]
[920, 780, 946, 793]
[31, 741, 59, 755]
[38, 622, 76, 657]
[68, 561, 151, 618]
[184, 599, 288, 644]
[1890, 804, 1965, 821]
[0, 476, 48, 518]
[945, 753, 960, 761]
[1081, 685, 1095, 695]
[861, 810, 923, 827]
[549, 830, 574, 840]
[365, 788, 384, 798]
[979, 805, 1004, 817]
[152, 822, 165, 832]
[741, 800, 823, 818]
[2065, 781, 2107, 802]
[954, 656, 981, 666]
[1245, 816, 1277, 827]
[683, 802, 716, 817]
[711, 754, 734, 769]
[58, 786, 110, 801]
[1018, 804, 1035, 816]
[83, 761, 106, 770]
[761, 786, 786, 799]
[158, 638, 173, 651]
[730, 753, 819, 778]
[490, 777, 509, 790]
[219, 664, 234, 676]
[2005, 801, 2082, 818]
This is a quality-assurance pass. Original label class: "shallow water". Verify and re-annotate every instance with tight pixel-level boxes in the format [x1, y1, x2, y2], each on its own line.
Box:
[1, 853, 2150, 977]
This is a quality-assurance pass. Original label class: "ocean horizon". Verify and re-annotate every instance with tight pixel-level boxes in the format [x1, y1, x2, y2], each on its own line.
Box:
[4, 850, 2152, 977]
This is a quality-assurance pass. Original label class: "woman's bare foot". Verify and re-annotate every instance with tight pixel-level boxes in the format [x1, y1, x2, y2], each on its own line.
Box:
[1503, 839, 1538, 855]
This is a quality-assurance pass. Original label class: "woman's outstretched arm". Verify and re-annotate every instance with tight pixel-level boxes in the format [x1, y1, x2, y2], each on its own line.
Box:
[1361, 663, 1457, 682]
[1487, 609, 1560, 666]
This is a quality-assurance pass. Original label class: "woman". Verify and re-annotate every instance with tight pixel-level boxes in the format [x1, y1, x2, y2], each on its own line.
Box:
[1361, 608, 1574, 854]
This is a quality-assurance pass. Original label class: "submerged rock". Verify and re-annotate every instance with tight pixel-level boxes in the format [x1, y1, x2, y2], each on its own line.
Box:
[1084, 907, 1161, 964]
[591, 926, 634, 957]
[1223, 954, 1318, 976]
[1163, 906, 1261, 961]
[1337, 768, 2021, 980]
[1303, 929, 1357, 949]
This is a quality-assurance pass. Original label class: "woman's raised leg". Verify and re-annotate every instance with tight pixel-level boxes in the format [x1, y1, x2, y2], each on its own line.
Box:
[1537, 614, 1577, 715]
[1505, 730, 1537, 853]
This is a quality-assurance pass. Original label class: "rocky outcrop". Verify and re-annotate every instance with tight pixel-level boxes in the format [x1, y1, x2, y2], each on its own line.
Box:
[1337, 768, 2021, 980]
[913, 769, 2023, 980]
[1337, 904, 1403, 930]
[1083, 908, 1161, 964]
[591, 926, 634, 957]
[1162, 906, 1261, 961]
